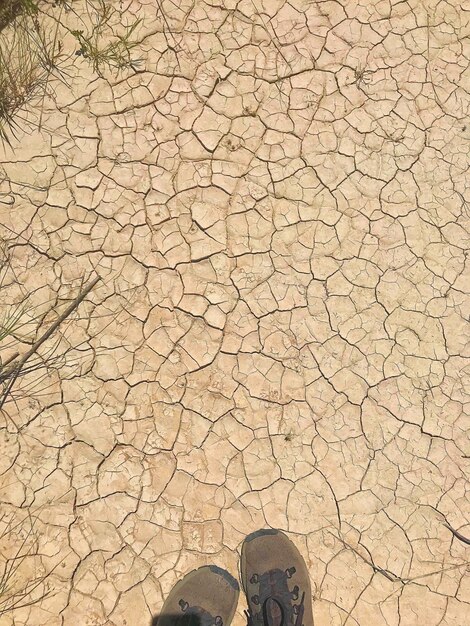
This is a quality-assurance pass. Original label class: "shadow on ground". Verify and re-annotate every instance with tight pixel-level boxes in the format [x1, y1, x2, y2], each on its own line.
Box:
[151, 615, 202, 626]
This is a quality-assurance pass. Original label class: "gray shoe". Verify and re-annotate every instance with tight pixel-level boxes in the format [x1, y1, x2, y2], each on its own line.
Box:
[240, 529, 313, 626]
[156, 565, 240, 626]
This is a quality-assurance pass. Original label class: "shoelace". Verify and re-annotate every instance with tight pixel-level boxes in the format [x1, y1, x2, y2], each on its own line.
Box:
[244, 592, 305, 626]
[178, 598, 223, 626]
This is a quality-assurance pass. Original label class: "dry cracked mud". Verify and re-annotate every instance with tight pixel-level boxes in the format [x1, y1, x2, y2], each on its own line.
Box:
[0, 0, 469, 624]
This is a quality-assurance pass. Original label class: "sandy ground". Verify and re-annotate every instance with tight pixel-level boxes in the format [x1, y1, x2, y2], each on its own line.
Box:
[0, 0, 469, 624]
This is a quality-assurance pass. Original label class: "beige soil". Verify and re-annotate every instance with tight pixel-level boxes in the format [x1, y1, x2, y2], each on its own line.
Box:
[0, 1, 469, 625]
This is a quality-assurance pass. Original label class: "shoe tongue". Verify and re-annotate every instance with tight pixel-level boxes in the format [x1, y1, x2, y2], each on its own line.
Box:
[264, 598, 284, 626]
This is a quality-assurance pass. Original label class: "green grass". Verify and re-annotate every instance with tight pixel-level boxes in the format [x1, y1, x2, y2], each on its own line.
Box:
[0, 2, 63, 146]
[0, 0, 143, 146]
[0, 0, 33, 30]
[71, 0, 142, 74]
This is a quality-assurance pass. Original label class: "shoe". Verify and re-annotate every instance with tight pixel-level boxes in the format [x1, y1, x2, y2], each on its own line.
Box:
[240, 529, 313, 626]
[155, 565, 240, 626]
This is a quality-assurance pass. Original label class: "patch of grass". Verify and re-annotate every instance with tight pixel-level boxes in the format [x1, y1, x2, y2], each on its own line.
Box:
[0, 0, 34, 30]
[71, 0, 142, 74]
[0, 0, 143, 145]
[0, 512, 53, 616]
[0, 302, 28, 344]
[0, 242, 27, 345]
[0, 269, 101, 413]
[0, 241, 103, 618]
[0, 3, 63, 146]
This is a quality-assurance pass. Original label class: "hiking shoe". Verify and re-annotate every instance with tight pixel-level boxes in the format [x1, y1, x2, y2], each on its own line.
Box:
[240, 529, 313, 626]
[156, 565, 240, 626]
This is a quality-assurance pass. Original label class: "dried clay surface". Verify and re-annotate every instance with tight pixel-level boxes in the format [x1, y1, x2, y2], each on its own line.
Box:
[0, 1, 469, 625]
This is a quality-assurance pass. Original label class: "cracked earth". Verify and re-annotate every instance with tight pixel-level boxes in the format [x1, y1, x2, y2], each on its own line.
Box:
[0, 0, 470, 624]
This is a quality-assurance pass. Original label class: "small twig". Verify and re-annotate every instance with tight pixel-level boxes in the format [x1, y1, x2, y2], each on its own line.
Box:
[0, 508, 71, 615]
[443, 522, 470, 546]
[330, 525, 470, 594]
[0, 275, 100, 383]
[328, 530, 405, 584]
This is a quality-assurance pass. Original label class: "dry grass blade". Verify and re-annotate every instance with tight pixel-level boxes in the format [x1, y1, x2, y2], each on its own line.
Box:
[0, 511, 58, 616]
[0, 302, 28, 343]
[0, 275, 100, 381]
[1, 0, 143, 145]
[0, 0, 36, 30]
[0, 3, 63, 147]
[443, 521, 470, 546]
[71, 0, 143, 74]
[0, 274, 101, 416]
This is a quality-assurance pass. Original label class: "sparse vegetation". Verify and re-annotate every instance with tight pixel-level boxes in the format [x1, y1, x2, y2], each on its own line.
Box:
[0, 0, 33, 30]
[0, 0, 63, 145]
[0, 2, 134, 607]
[71, 0, 142, 74]
[0, 511, 53, 616]
[0, 245, 100, 409]
[0, 239, 101, 615]
[0, 0, 142, 146]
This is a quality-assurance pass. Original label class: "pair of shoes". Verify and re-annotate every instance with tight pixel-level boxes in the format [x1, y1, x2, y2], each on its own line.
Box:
[155, 529, 313, 626]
